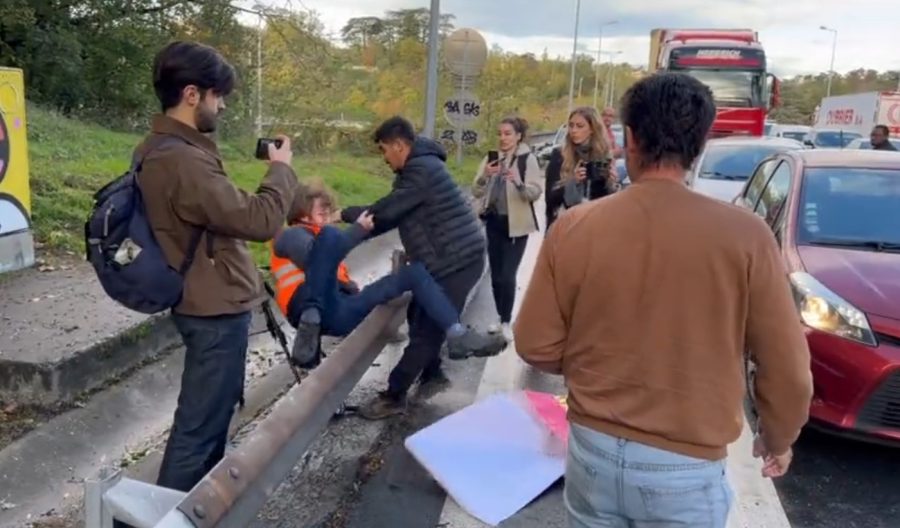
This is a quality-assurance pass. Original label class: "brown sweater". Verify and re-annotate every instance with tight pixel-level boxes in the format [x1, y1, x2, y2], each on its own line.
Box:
[137, 115, 299, 316]
[515, 179, 813, 460]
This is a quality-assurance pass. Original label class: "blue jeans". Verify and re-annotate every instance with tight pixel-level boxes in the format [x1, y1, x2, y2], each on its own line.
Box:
[287, 225, 459, 336]
[565, 423, 733, 528]
[157, 311, 251, 492]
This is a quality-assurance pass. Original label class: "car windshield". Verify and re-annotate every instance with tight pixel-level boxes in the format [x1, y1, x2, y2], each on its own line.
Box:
[782, 131, 807, 141]
[699, 144, 793, 180]
[798, 168, 900, 247]
[813, 131, 862, 148]
[678, 69, 763, 107]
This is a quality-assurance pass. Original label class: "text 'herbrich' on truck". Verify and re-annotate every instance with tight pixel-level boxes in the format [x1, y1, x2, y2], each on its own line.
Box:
[649, 29, 781, 138]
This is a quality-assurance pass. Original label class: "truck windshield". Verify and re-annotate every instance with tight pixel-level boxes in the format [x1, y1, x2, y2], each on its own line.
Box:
[676, 69, 764, 108]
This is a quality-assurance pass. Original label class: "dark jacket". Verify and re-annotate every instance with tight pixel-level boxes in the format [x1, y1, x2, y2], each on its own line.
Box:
[873, 140, 897, 151]
[137, 115, 299, 316]
[342, 137, 485, 279]
[544, 147, 615, 230]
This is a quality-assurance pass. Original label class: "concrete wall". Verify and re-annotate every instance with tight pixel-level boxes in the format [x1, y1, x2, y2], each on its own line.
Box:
[0, 68, 35, 274]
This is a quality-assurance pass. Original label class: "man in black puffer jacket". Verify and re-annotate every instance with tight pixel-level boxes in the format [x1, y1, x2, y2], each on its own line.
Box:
[341, 116, 495, 419]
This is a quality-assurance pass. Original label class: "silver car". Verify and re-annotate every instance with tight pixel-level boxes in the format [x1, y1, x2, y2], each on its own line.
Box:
[687, 136, 805, 202]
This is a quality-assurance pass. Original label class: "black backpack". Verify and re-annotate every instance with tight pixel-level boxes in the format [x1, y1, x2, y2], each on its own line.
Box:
[84, 137, 203, 314]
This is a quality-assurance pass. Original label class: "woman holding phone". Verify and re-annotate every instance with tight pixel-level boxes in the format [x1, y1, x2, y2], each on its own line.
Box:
[544, 106, 618, 230]
[472, 117, 543, 340]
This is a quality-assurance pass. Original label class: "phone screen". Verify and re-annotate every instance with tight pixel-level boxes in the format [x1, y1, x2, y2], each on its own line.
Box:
[487, 150, 499, 164]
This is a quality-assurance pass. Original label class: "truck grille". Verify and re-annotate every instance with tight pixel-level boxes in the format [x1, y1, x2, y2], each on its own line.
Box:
[857, 371, 900, 431]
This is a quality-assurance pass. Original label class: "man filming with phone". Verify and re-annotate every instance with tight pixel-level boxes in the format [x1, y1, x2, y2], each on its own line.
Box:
[138, 41, 300, 493]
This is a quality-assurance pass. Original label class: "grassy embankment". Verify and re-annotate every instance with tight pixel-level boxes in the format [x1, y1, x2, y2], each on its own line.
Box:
[26, 106, 481, 264]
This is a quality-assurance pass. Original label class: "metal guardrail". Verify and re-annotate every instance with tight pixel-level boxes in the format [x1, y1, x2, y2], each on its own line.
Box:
[85, 282, 408, 527]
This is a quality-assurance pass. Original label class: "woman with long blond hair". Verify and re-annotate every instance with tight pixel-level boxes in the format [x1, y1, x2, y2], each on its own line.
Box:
[544, 106, 618, 229]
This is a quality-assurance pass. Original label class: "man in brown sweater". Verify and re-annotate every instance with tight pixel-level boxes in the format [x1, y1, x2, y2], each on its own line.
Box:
[515, 73, 812, 527]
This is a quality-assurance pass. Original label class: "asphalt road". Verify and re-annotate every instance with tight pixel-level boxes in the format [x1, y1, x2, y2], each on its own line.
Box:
[776, 427, 900, 528]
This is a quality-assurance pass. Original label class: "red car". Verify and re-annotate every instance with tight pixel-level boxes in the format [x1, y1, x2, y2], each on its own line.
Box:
[735, 149, 900, 444]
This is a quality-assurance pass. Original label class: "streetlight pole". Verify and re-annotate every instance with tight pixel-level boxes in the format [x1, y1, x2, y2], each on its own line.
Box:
[566, 0, 581, 112]
[603, 50, 622, 107]
[820, 26, 837, 97]
[423, 0, 441, 138]
[256, 10, 263, 138]
[592, 20, 618, 108]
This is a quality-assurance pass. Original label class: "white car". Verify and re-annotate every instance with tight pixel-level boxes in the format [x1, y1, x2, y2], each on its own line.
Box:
[687, 136, 805, 202]
[768, 124, 811, 142]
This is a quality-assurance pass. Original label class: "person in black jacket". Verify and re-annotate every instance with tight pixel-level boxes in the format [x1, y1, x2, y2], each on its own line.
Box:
[340, 116, 500, 419]
[545, 106, 618, 230]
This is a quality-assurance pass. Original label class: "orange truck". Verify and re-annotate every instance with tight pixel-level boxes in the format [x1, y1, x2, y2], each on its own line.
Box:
[648, 29, 781, 137]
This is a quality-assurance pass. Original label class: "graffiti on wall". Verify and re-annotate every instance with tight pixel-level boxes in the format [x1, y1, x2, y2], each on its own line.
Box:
[0, 68, 31, 239]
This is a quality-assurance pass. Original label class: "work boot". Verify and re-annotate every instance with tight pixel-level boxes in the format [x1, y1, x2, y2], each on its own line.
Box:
[292, 308, 321, 369]
[446, 328, 507, 360]
[416, 366, 451, 399]
[359, 391, 407, 420]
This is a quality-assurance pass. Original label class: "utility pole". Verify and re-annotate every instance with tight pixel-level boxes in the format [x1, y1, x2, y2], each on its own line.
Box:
[423, 0, 440, 138]
[602, 50, 622, 107]
[592, 20, 618, 108]
[820, 26, 838, 97]
[256, 10, 263, 138]
[566, 0, 581, 112]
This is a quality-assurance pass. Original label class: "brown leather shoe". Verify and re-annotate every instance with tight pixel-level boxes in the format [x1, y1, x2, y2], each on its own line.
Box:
[358, 391, 407, 420]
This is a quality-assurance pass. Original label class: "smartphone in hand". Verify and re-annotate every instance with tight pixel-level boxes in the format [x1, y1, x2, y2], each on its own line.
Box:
[255, 138, 284, 160]
[487, 150, 499, 164]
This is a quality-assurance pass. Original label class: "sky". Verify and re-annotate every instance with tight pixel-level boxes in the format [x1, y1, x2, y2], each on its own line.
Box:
[243, 0, 900, 79]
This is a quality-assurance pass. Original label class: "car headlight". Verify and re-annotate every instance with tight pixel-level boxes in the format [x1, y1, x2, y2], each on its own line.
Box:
[789, 272, 877, 346]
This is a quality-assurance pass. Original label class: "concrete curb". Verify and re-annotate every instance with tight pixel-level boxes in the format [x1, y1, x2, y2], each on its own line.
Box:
[0, 327, 296, 528]
[0, 314, 182, 405]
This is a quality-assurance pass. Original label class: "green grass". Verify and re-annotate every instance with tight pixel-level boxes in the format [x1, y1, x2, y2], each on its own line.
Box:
[25, 105, 481, 264]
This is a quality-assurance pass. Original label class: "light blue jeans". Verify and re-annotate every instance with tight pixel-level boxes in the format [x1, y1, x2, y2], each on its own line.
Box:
[565, 423, 733, 528]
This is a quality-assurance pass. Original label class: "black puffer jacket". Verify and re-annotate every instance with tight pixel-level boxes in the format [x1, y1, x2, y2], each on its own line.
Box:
[342, 137, 485, 279]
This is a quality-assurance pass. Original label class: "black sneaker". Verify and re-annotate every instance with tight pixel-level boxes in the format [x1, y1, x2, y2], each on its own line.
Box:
[358, 391, 407, 420]
[446, 328, 507, 360]
[292, 308, 321, 368]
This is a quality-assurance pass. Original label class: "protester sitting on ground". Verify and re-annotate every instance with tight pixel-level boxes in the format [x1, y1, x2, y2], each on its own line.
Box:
[270, 187, 505, 369]
[544, 106, 618, 230]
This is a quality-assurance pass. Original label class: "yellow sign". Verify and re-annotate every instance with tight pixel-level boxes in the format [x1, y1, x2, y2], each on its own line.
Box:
[0, 67, 34, 272]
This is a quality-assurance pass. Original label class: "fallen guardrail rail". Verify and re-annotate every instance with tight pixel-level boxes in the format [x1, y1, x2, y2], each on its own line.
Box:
[84, 293, 408, 528]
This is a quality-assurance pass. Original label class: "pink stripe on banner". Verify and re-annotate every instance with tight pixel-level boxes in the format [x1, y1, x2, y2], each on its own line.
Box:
[523, 390, 569, 447]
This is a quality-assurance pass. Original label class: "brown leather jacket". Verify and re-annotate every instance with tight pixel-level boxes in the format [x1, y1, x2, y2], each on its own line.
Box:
[136, 115, 298, 316]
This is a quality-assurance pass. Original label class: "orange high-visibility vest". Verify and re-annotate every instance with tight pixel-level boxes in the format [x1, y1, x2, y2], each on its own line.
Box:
[270, 222, 352, 316]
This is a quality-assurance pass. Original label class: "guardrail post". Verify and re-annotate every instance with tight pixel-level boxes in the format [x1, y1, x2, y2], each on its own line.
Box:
[85, 468, 118, 528]
[84, 468, 187, 528]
